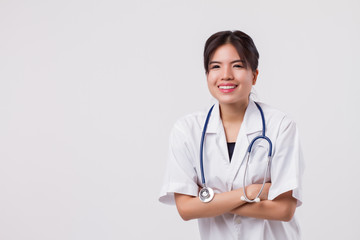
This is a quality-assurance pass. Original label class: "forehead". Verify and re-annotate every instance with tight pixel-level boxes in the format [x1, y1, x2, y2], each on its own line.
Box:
[210, 43, 241, 61]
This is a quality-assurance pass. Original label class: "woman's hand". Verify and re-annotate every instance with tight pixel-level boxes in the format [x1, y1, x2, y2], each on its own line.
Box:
[246, 182, 271, 201]
[230, 189, 297, 222]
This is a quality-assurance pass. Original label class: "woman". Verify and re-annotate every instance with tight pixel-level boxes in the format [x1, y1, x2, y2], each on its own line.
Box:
[159, 30, 304, 240]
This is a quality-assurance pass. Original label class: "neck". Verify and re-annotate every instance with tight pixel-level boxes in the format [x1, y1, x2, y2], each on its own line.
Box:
[219, 99, 249, 123]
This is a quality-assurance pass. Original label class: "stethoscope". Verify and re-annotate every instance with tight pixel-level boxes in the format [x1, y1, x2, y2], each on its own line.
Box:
[198, 102, 273, 203]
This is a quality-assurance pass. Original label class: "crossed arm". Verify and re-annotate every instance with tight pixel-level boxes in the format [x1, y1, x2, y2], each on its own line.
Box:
[174, 183, 297, 222]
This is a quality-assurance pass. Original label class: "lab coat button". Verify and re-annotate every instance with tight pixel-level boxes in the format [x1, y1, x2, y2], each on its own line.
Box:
[235, 218, 242, 224]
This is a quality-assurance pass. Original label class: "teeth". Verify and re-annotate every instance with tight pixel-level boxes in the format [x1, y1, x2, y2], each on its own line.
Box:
[219, 85, 236, 89]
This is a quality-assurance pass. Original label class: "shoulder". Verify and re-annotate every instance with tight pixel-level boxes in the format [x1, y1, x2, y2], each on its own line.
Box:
[168, 110, 206, 150]
[172, 110, 205, 135]
[256, 101, 285, 119]
[256, 101, 298, 133]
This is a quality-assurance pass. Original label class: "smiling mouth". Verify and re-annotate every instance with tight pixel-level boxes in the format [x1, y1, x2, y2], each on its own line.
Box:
[218, 85, 237, 89]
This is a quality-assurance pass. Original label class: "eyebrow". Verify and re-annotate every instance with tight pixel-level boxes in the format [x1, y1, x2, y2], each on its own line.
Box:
[209, 60, 245, 64]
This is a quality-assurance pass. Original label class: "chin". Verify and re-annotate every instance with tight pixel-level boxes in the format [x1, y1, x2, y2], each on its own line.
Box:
[216, 96, 248, 105]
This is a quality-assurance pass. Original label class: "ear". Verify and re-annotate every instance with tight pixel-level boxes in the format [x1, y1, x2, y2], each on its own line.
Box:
[252, 69, 259, 85]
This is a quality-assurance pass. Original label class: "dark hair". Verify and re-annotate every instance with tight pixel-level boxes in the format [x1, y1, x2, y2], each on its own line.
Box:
[203, 30, 259, 73]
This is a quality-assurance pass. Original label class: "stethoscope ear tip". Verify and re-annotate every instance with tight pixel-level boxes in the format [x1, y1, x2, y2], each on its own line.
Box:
[241, 195, 261, 203]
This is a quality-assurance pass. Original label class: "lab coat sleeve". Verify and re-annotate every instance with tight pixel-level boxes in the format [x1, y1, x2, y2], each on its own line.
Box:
[158, 122, 199, 205]
[268, 116, 305, 207]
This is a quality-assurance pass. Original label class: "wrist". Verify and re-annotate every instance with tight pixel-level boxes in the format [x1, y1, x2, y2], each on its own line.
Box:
[244, 185, 255, 200]
[247, 184, 264, 200]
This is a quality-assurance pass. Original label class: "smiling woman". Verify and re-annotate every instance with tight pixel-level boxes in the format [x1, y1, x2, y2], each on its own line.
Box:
[159, 30, 304, 240]
[206, 43, 257, 109]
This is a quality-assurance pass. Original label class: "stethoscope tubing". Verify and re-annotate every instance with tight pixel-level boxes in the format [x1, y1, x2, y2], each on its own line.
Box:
[200, 104, 215, 185]
[199, 101, 273, 203]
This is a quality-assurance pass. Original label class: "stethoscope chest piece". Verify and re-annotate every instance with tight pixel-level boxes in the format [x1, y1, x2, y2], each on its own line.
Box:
[199, 187, 214, 203]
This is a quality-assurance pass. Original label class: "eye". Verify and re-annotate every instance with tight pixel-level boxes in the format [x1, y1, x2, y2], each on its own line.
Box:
[210, 64, 220, 69]
[233, 64, 243, 68]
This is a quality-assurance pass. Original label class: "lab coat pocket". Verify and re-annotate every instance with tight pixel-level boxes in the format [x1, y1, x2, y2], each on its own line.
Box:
[247, 143, 271, 184]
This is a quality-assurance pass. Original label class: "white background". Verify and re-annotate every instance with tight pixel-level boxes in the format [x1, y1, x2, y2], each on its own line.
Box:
[1, 0, 359, 239]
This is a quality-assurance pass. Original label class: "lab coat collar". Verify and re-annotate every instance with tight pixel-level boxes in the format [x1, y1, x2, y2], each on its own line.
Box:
[205, 98, 262, 135]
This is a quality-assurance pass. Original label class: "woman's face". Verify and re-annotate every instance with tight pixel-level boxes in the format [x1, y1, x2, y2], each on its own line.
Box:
[206, 43, 258, 105]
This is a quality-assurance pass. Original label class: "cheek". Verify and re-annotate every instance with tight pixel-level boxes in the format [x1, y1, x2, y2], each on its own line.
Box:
[236, 72, 254, 85]
[206, 73, 218, 85]
[206, 75, 218, 94]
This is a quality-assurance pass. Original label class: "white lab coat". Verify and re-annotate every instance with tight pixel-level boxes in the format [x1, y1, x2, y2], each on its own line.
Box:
[159, 99, 304, 240]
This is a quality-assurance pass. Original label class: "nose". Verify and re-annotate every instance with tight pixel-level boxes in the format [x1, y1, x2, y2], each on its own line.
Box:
[221, 66, 234, 80]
